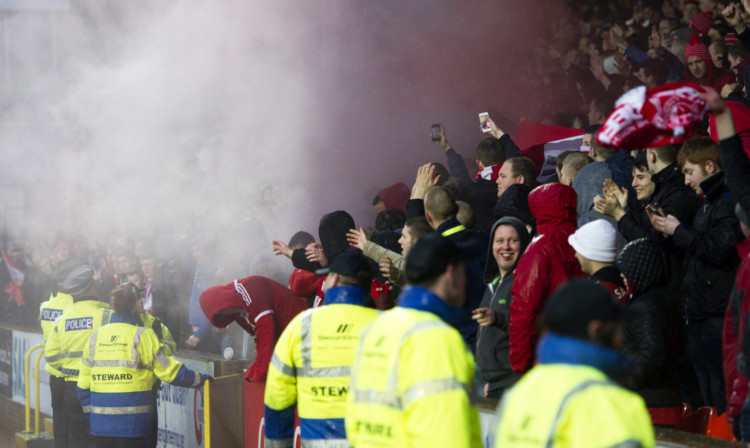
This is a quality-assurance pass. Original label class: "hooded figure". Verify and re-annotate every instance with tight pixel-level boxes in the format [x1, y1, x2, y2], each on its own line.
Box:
[375, 183, 411, 214]
[475, 217, 531, 398]
[685, 34, 735, 92]
[199, 276, 307, 383]
[509, 183, 586, 374]
[616, 238, 683, 424]
[291, 211, 355, 272]
[573, 161, 626, 251]
[493, 183, 535, 234]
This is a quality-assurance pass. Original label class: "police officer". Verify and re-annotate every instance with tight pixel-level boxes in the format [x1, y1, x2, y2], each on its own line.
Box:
[45, 265, 112, 448]
[77, 284, 211, 448]
[347, 234, 482, 447]
[264, 252, 378, 447]
[492, 281, 654, 448]
[39, 259, 78, 448]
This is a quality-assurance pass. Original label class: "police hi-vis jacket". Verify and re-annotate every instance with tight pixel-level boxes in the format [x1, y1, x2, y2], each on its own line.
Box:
[45, 298, 112, 381]
[264, 286, 378, 448]
[346, 286, 482, 448]
[77, 312, 203, 438]
[493, 333, 655, 448]
[39, 291, 73, 378]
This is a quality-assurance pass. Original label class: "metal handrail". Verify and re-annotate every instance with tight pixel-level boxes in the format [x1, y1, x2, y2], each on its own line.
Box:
[23, 343, 45, 435]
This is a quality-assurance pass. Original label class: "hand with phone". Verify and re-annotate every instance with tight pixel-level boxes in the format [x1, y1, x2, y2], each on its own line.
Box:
[430, 123, 452, 152]
[651, 212, 681, 236]
[479, 112, 492, 133]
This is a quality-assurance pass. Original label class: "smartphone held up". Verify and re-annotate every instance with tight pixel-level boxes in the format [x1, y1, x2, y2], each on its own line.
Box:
[479, 112, 492, 133]
[431, 124, 441, 142]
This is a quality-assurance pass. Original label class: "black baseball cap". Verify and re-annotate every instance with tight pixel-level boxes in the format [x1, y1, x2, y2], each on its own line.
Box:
[541, 280, 637, 340]
[405, 233, 480, 284]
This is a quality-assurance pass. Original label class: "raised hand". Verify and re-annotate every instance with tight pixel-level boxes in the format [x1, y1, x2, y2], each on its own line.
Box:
[305, 243, 328, 267]
[346, 228, 368, 250]
[411, 163, 440, 199]
[272, 240, 293, 259]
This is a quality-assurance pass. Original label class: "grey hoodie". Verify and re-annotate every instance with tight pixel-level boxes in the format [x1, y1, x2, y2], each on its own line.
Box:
[572, 161, 626, 251]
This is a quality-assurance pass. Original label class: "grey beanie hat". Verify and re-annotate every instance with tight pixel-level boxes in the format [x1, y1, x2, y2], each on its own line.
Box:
[62, 265, 96, 297]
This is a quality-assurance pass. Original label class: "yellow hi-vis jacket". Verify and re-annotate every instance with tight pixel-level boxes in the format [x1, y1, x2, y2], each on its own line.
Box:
[346, 286, 482, 448]
[44, 299, 112, 381]
[39, 291, 73, 378]
[493, 333, 655, 448]
[138, 312, 176, 356]
[264, 286, 379, 447]
[77, 312, 201, 438]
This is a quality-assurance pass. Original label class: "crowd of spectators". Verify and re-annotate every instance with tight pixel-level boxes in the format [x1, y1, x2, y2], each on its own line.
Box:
[4, 0, 750, 441]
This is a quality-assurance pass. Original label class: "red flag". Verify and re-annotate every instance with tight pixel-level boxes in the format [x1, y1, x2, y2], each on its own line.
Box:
[1, 248, 25, 306]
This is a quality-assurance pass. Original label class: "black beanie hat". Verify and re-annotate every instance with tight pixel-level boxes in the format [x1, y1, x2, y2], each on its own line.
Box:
[616, 238, 667, 296]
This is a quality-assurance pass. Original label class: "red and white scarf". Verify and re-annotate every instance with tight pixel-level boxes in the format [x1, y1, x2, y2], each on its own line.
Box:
[476, 163, 503, 181]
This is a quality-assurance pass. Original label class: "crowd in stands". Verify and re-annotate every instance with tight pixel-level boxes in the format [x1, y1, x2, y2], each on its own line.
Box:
[5, 0, 750, 443]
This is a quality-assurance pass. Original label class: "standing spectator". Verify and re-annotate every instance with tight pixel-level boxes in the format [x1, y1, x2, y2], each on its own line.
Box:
[654, 136, 743, 413]
[589, 135, 634, 191]
[493, 281, 654, 448]
[186, 235, 221, 353]
[685, 35, 735, 92]
[509, 183, 585, 374]
[372, 182, 411, 214]
[568, 220, 628, 303]
[472, 217, 530, 399]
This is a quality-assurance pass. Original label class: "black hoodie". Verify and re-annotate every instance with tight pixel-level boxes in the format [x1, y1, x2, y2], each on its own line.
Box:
[476, 217, 530, 392]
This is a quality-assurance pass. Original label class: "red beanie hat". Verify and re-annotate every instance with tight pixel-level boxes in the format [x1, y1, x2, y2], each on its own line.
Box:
[726, 32, 740, 46]
[690, 11, 714, 36]
[597, 82, 708, 150]
[685, 34, 712, 66]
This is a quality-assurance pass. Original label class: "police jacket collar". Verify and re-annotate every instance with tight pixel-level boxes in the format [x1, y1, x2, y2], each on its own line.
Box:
[398, 286, 469, 328]
[537, 332, 632, 380]
[324, 286, 369, 306]
[436, 218, 462, 235]
[110, 312, 139, 325]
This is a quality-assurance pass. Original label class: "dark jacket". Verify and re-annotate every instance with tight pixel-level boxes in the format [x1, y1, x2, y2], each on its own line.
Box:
[618, 164, 701, 242]
[720, 135, 750, 220]
[509, 184, 586, 374]
[436, 217, 489, 352]
[292, 210, 355, 273]
[617, 238, 682, 410]
[476, 217, 530, 391]
[493, 183, 534, 232]
[674, 172, 742, 320]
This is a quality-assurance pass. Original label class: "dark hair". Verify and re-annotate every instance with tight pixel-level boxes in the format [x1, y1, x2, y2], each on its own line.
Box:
[404, 217, 433, 241]
[475, 138, 506, 166]
[590, 95, 615, 123]
[372, 195, 382, 206]
[506, 156, 538, 189]
[288, 231, 315, 249]
[639, 58, 670, 85]
[556, 151, 577, 171]
[375, 208, 406, 232]
[633, 150, 649, 171]
[652, 143, 680, 164]
[110, 284, 138, 314]
[729, 42, 750, 60]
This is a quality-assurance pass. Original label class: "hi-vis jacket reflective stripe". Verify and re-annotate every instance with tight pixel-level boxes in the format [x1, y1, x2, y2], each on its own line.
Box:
[138, 312, 176, 356]
[264, 292, 379, 448]
[39, 292, 73, 378]
[493, 364, 654, 448]
[346, 306, 482, 448]
[77, 315, 200, 438]
[44, 299, 112, 381]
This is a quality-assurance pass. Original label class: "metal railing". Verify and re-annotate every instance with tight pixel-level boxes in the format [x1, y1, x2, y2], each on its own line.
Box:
[23, 343, 45, 438]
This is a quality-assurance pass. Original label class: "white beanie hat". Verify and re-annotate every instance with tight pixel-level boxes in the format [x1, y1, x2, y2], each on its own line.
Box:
[568, 219, 617, 263]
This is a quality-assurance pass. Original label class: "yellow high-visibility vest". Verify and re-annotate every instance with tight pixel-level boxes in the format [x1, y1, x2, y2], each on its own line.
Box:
[39, 291, 74, 377]
[44, 299, 112, 381]
[494, 363, 655, 448]
[347, 306, 481, 448]
[265, 299, 379, 447]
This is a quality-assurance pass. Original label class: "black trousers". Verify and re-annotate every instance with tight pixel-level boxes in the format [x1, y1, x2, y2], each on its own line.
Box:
[50, 375, 68, 448]
[63, 380, 95, 448]
[93, 435, 150, 448]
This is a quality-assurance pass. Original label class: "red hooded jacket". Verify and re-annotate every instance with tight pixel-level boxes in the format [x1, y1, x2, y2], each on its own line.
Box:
[509, 183, 586, 374]
[200, 276, 307, 382]
[376, 183, 410, 214]
[722, 237, 750, 420]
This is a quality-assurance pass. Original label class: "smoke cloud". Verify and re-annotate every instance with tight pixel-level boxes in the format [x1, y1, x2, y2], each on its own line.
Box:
[0, 0, 575, 250]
